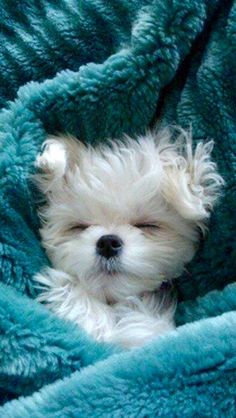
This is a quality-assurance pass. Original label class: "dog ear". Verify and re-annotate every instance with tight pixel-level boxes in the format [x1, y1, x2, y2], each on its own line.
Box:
[35, 137, 68, 193]
[160, 132, 224, 223]
[35, 135, 85, 193]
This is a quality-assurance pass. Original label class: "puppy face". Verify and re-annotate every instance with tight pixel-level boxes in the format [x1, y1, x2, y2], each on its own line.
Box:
[35, 130, 223, 302]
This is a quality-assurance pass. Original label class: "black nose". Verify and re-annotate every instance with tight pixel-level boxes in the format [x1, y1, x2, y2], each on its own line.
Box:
[96, 234, 123, 259]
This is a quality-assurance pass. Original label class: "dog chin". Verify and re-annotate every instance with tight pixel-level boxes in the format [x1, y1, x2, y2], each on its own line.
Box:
[84, 264, 164, 304]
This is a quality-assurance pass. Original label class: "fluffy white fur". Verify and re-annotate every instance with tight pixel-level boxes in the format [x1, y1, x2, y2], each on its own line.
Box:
[34, 129, 224, 348]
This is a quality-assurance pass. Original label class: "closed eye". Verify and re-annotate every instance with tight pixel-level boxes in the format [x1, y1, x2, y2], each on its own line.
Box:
[135, 223, 160, 229]
[68, 224, 89, 231]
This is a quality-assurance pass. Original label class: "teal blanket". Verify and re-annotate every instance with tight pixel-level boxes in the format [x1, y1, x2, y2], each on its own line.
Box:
[0, 0, 236, 416]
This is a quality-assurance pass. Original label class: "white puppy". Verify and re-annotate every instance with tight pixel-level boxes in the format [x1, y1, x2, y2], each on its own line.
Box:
[34, 129, 223, 348]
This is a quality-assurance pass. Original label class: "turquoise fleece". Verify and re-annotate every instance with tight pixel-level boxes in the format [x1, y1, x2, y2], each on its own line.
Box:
[0, 0, 235, 416]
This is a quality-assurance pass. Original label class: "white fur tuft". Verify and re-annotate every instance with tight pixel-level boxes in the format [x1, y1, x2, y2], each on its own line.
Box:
[159, 129, 224, 224]
[33, 128, 223, 348]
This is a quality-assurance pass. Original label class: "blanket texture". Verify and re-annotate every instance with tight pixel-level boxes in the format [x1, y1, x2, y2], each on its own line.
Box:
[0, 0, 235, 416]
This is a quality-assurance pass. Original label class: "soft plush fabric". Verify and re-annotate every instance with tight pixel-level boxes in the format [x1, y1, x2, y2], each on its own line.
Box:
[0, 0, 235, 416]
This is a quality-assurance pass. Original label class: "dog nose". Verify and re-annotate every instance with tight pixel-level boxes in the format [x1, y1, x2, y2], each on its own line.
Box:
[96, 234, 123, 259]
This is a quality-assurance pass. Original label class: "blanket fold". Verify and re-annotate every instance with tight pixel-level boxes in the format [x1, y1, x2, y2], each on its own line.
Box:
[0, 0, 235, 416]
[0, 283, 118, 398]
[2, 311, 236, 417]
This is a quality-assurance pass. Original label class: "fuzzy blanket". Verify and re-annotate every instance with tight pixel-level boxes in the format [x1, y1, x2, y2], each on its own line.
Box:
[0, 0, 236, 416]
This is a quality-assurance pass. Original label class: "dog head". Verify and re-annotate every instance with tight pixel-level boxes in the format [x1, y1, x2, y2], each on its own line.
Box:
[35, 129, 223, 302]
